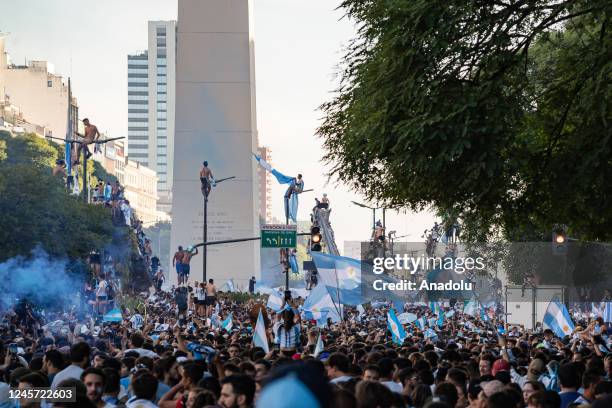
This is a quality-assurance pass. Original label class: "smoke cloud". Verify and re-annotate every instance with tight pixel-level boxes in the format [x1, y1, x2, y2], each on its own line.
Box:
[0, 246, 86, 313]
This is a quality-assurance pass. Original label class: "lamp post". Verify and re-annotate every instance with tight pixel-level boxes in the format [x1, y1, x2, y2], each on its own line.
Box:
[351, 201, 386, 237]
[46, 136, 125, 202]
[201, 175, 235, 282]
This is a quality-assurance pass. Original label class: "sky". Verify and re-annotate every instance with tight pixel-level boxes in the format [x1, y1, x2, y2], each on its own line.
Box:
[0, 0, 435, 252]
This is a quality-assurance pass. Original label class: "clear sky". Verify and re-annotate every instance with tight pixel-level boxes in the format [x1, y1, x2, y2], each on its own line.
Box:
[0, 0, 435, 251]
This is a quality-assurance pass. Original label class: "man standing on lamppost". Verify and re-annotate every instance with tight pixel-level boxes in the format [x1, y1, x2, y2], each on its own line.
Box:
[200, 161, 216, 198]
[74, 118, 100, 165]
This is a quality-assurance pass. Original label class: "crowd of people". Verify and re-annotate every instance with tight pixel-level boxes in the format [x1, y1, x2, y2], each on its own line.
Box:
[2, 278, 612, 408]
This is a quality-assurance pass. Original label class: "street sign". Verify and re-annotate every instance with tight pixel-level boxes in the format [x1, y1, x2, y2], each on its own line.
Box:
[261, 224, 297, 248]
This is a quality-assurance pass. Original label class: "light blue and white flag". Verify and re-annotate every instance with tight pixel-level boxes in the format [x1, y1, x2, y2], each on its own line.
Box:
[311, 252, 361, 291]
[429, 301, 441, 316]
[266, 289, 285, 312]
[220, 278, 236, 292]
[543, 300, 575, 338]
[387, 309, 408, 345]
[398, 312, 418, 325]
[221, 313, 234, 332]
[591, 302, 602, 318]
[303, 284, 342, 323]
[129, 314, 144, 330]
[464, 299, 479, 317]
[103, 308, 123, 323]
[253, 154, 294, 184]
[436, 311, 445, 328]
[314, 333, 324, 357]
[603, 302, 612, 323]
[356, 304, 366, 317]
[424, 328, 438, 339]
[253, 310, 269, 353]
[415, 316, 426, 330]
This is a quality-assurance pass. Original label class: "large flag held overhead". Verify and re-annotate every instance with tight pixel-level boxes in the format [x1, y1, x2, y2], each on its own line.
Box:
[387, 309, 408, 345]
[253, 310, 269, 353]
[266, 289, 285, 312]
[543, 300, 575, 338]
[221, 313, 234, 332]
[302, 284, 342, 323]
[311, 252, 361, 290]
[103, 308, 123, 323]
[253, 153, 300, 222]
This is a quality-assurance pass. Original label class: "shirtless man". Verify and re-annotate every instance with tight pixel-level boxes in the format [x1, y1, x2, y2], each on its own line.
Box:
[181, 246, 199, 284]
[74, 118, 100, 163]
[205, 278, 217, 317]
[52, 159, 67, 177]
[285, 174, 304, 199]
[173, 246, 185, 285]
[373, 220, 385, 242]
[199, 161, 216, 198]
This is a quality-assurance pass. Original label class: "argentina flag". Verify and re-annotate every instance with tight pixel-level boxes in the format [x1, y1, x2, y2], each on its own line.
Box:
[253, 309, 269, 353]
[221, 313, 234, 332]
[387, 308, 408, 345]
[543, 300, 575, 338]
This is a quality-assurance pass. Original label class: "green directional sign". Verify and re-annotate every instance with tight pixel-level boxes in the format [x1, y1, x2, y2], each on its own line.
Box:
[261, 225, 297, 248]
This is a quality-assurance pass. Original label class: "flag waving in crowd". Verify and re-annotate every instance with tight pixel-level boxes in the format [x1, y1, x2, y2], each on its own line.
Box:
[543, 300, 575, 338]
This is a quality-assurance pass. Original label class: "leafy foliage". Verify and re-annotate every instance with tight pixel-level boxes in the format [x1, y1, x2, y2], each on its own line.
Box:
[319, 0, 611, 242]
[0, 132, 114, 261]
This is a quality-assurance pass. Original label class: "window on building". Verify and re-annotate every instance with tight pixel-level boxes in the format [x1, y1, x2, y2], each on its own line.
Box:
[157, 84, 166, 92]
[157, 102, 167, 111]
[47, 80, 53, 87]
[157, 66, 167, 75]
[157, 111, 167, 119]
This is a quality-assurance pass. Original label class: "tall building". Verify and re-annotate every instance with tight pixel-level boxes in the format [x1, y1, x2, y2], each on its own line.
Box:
[170, 0, 260, 287]
[0, 34, 78, 140]
[94, 140, 168, 225]
[257, 146, 272, 224]
[127, 20, 177, 214]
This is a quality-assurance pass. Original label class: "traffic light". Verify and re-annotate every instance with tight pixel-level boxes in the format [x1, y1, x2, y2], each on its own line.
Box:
[311, 226, 322, 252]
[552, 224, 567, 255]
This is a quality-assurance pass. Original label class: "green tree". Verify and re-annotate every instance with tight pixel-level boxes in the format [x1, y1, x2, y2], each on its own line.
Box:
[318, 0, 611, 242]
[0, 133, 114, 261]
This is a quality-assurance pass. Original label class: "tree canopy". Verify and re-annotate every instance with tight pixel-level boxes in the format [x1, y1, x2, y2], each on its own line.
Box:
[319, 0, 611, 241]
[0, 131, 114, 261]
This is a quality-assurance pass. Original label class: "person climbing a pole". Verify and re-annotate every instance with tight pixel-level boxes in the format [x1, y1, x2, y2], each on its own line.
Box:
[284, 174, 304, 200]
[74, 118, 100, 164]
[200, 161, 216, 198]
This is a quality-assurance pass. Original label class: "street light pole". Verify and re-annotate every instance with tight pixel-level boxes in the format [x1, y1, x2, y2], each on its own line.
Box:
[201, 175, 235, 283]
[351, 201, 384, 239]
[45, 136, 125, 201]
